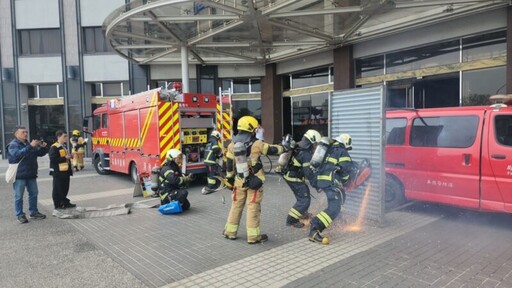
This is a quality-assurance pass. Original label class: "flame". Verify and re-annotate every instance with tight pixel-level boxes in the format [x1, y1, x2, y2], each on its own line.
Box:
[344, 184, 371, 232]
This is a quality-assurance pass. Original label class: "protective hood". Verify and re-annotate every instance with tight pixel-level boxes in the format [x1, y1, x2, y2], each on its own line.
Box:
[297, 136, 313, 150]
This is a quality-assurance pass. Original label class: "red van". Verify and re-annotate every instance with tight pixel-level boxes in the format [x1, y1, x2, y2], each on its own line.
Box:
[385, 104, 512, 212]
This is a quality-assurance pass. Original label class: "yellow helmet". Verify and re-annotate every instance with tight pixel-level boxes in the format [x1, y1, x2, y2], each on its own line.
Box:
[72, 130, 80, 136]
[334, 133, 352, 150]
[304, 129, 321, 144]
[210, 130, 221, 139]
[166, 149, 182, 160]
[237, 116, 258, 133]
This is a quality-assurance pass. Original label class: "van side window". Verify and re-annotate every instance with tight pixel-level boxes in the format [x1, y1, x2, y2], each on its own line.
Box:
[93, 114, 101, 130]
[386, 118, 407, 145]
[102, 114, 108, 128]
[495, 115, 512, 146]
[411, 116, 479, 148]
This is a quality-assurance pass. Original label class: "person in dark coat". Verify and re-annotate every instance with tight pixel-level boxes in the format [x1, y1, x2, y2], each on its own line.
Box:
[49, 130, 75, 209]
[7, 126, 48, 223]
[159, 149, 192, 210]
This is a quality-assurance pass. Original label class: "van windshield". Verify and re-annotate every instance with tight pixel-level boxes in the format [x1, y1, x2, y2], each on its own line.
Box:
[411, 115, 479, 148]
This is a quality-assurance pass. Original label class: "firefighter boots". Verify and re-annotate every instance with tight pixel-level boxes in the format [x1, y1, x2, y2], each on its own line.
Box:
[248, 234, 268, 244]
[286, 217, 305, 228]
[222, 230, 237, 240]
[308, 230, 329, 245]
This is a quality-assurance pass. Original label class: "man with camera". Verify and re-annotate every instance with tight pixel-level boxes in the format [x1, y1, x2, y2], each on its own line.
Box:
[7, 126, 48, 224]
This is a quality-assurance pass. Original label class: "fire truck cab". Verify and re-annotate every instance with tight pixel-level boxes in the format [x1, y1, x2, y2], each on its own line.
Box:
[85, 87, 231, 183]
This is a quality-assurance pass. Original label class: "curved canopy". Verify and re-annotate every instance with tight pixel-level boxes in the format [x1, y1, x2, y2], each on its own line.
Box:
[104, 0, 508, 65]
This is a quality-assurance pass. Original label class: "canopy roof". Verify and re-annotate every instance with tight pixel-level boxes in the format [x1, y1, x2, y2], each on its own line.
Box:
[103, 0, 508, 65]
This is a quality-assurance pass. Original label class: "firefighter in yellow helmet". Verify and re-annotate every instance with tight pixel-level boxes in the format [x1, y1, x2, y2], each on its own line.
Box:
[70, 130, 87, 171]
[158, 149, 191, 210]
[223, 116, 285, 244]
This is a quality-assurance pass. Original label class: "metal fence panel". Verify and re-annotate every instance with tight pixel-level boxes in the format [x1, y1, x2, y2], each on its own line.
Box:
[330, 86, 385, 222]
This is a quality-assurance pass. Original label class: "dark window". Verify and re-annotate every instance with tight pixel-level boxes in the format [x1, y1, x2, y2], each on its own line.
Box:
[355, 55, 384, 78]
[410, 116, 479, 148]
[462, 30, 506, 62]
[386, 118, 407, 145]
[83, 27, 112, 53]
[233, 79, 250, 93]
[250, 79, 261, 92]
[462, 66, 506, 106]
[221, 79, 232, 91]
[232, 99, 262, 134]
[91, 83, 102, 96]
[495, 115, 512, 147]
[93, 114, 101, 130]
[282, 75, 291, 90]
[19, 29, 61, 55]
[386, 40, 459, 74]
[291, 67, 329, 89]
[101, 114, 108, 128]
[291, 93, 328, 141]
[38, 84, 59, 98]
[27, 85, 37, 98]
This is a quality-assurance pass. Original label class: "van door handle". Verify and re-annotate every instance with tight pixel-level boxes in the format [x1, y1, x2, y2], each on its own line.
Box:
[463, 154, 470, 165]
[491, 154, 506, 159]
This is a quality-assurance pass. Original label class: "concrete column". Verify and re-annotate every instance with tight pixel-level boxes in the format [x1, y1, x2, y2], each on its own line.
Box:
[507, 6, 512, 94]
[333, 46, 354, 91]
[261, 63, 282, 144]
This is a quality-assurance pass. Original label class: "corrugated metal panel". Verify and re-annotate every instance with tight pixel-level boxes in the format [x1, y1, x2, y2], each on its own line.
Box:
[330, 86, 385, 222]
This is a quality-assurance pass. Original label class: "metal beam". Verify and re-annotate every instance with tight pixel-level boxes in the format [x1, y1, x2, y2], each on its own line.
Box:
[269, 6, 362, 18]
[195, 0, 246, 15]
[188, 20, 244, 45]
[194, 41, 325, 48]
[111, 31, 174, 45]
[129, 15, 240, 22]
[196, 47, 260, 62]
[115, 44, 174, 49]
[139, 48, 178, 64]
[261, 0, 303, 15]
[394, 0, 506, 8]
[146, 10, 182, 43]
[269, 19, 332, 41]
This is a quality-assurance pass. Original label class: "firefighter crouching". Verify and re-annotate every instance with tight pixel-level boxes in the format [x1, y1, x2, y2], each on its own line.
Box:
[309, 133, 354, 245]
[159, 149, 192, 211]
[70, 130, 87, 171]
[283, 129, 322, 228]
[223, 115, 285, 244]
[202, 130, 223, 195]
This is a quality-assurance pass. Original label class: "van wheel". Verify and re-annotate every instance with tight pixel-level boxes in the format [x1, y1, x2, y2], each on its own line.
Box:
[130, 162, 139, 184]
[385, 175, 405, 210]
[93, 156, 110, 175]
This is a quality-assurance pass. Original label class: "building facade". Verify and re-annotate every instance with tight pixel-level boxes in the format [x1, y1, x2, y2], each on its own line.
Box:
[0, 1, 510, 156]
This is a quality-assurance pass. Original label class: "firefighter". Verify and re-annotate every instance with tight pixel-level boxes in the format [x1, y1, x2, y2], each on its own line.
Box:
[70, 130, 87, 171]
[158, 149, 192, 211]
[202, 130, 223, 195]
[308, 133, 354, 245]
[284, 129, 322, 228]
[223, 116, 285, 244]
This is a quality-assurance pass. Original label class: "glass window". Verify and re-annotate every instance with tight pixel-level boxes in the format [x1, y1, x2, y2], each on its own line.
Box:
[93, 114, 101, 130]
[291, 93, 328, 140]
[221, 79, 232, 92]
[463, 30, 506, 62]
[250, 79, 261, 93]
[101, 114, 108, 128]
[27, 85, 37, 98]
[410, 116, 479, 148]
[38, 84, 59, 98]
[282, 75, 291, 90]
[386, 40, 459, 74]
[495, 115, 512, 147]
[233, 79, 249, 93]
[232, 99, 262, 133]
[83, 27, 112, 53]
[462, 66, 506, 106]
[200, 79, 214, 94]
[291, 67, 329, 89]
[19, 29, 61, 55]
[355, 55, 384, 78]
[386, 118, 407, 145]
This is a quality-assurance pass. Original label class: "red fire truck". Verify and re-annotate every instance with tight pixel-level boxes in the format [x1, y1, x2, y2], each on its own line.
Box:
[84, 86, 232, 183]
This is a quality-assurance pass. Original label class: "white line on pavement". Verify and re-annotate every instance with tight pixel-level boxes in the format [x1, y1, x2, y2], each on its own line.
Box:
[39, 188, 134, 207]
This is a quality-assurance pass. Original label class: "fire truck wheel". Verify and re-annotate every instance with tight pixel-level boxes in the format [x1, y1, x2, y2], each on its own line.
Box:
[93, 156, 110, 175]
[130, 162, 139, 184]
[385, 174, 405, 211]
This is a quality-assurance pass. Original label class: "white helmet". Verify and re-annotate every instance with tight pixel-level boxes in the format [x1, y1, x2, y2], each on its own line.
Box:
[211, 130, 221, 139]
[304, 129, 321, 144]
[166, 149, 182, 160]
[333, 133, 352, 150]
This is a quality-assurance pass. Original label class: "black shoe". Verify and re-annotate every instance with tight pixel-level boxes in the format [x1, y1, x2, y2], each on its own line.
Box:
[30, 212, 46, 220]
[17, 215, 28, 224]
[286, 220, 305, 228]
[248, 234, 268, 244]
[222, 231, 237, 240]
[61, 203, 77, 209]
[308, 230, 329, 245]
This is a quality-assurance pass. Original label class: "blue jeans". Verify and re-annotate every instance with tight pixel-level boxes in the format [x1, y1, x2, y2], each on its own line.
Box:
[13, 178, 40, 217]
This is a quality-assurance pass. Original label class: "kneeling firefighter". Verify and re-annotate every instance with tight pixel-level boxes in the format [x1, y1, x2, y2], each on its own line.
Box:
[282, 129, 322, 228]
[202, 130, 223, 195]
[308, 133, 355, 244]
[223, 115, 285, 244]
[159, 149, 192, 211]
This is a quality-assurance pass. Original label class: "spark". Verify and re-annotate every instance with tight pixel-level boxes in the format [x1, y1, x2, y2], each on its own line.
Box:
[344, 184, 371, 233]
